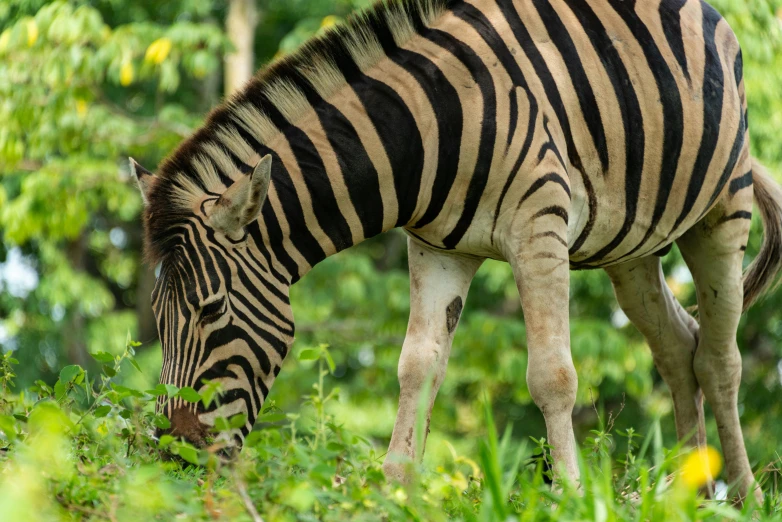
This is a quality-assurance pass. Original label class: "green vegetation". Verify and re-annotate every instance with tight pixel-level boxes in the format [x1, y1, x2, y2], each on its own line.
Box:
[0, 344, 780, 521]
[1, 0, 782, 520]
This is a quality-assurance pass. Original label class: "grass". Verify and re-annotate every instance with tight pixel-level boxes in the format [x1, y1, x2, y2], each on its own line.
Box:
[0, 339, 780, 521]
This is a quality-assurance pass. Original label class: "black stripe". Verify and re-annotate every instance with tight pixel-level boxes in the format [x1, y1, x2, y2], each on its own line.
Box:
[231, 248, 290, 305]
[184, 222, 219, 298]
[671, 2, 725, 230]
[493, 88, 539, 240]
[283, 124, 354, 252]
[451, 4, 540, 242]
[734, 48, 744, 91]
[533, 205, 569, 223]
[424, 28, 496, 249]
[197, 353, 263, 417]
[563, 0, 645, 263]
[532, 231, 569, 248]
[729, 171, 753, 195]
[225, 120, 327, 271]
[389, 49, 463, 230]
[289, 77, 386, 240]
[600, 0, 685, 262]
[354, 78, 425, 228]
[659, 0, 691, 84]
[517, 172, 571, 210]
[192, 215, 295, 332]
[531, 0, 608, 172]
[405, 229, 447, 250]
[718, 210, 752, 224]
[254, 207, 301, 283]
[507, 87, 518, 153]
[703, 120, 747, 212]
[567, 163, 597, 256]
[538, 117, 567, 169]
[496, 0, 580, 167]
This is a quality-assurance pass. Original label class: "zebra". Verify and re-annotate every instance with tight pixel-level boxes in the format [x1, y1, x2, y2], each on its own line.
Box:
[131, 0, 782, 501]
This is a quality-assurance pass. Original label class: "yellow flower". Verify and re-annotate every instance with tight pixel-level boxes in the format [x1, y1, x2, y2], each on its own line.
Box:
[320, 15, 340, 29]
[680, 446, 723, 488]
[145, 37, 172, 64]
[76, 99, 88, 117]
[120, 60, 134, 86]
[26, 20, 38, 47]
[0, 30, 10, 52]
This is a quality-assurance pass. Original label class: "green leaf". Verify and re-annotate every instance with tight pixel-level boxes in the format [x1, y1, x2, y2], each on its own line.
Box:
[153, 415, 171, 430]
[0, 415, 17, 441]
[158, 434, 175, 448]
[54, 380, 67, 401]
[200, 387, 216, 408]
[90, 351, 115, 364]
[229, 413, 247, 429]
[257, 412, 286, 423]
[59, 365, 82, 383]
[298, 348, 320, 361]
[128, 358, 142, 373]
[213, 417, 230, 432]
[244, 431, 263, 447]
[102, 365, 117, 377]
[175, 444, 202, 465]
[111, 384, 145, 399]
[324, 351, 336, 374]
[94, 405, 111, 418]
[177, 386, 201, 403]
[147, 384, 178, 397]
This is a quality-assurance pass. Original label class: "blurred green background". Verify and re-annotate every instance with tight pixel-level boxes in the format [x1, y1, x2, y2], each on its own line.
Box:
[1, 0, 781, 473]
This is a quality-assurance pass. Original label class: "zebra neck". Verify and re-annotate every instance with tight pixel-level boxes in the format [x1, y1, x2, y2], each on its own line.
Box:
[254, 81, 432, 283]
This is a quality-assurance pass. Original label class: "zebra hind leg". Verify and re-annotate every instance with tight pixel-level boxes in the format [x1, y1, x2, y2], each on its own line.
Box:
[677, 191, 763, 504]
[605, 257, 707, 448]
[382, 237, 483, 484]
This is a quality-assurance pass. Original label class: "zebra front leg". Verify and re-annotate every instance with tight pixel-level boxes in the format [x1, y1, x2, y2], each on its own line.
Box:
[510, 219, 579, 484]
[605, 256, 706, 449]
[382, 238, 483, 484]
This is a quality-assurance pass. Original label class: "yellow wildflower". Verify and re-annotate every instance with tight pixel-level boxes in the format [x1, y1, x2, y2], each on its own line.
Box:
[0, 30, 10, 52]
[321, 15, 340, 29]
[120, 61, 134, 86]
[680, 446, 722, 488]
[145, 37, 172, 64]
[26, 20, 38, 47]
[76, 99, 88, 117]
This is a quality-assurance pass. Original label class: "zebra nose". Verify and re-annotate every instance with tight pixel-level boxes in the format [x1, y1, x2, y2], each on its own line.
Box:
[159, 407, 209, 447]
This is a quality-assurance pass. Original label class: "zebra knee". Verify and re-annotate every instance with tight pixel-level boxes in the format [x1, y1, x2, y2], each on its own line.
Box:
[527, 359, 578, 416]
[693, 341, 742, 400]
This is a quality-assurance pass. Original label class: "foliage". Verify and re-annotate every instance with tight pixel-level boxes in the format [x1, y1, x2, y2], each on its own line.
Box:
[0, 345, 781, 521]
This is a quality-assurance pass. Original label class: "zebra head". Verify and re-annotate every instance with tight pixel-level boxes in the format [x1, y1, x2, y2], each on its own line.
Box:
[131, 155, 295, 448]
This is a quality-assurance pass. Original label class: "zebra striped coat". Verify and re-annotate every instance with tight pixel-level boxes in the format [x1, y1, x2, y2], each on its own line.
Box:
[133, 0, 781, 501]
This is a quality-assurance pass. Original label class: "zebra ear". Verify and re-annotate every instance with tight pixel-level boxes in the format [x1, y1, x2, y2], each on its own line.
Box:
[130, 158, 157, 206]
[209, 155, 272, 237]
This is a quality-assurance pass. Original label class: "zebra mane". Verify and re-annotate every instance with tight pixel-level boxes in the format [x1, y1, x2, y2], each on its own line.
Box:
[143, 0, 453, 265]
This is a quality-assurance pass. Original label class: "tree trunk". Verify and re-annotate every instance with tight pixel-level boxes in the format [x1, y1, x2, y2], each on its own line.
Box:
[65, 234, 90, 368]
[224, 0, 259, 96]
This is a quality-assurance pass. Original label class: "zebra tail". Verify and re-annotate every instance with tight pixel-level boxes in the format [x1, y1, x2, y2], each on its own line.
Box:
[742, 158, 782, 313]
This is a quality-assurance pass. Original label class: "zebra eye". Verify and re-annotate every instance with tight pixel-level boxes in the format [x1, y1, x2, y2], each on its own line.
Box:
[200, 297, 226, 324]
